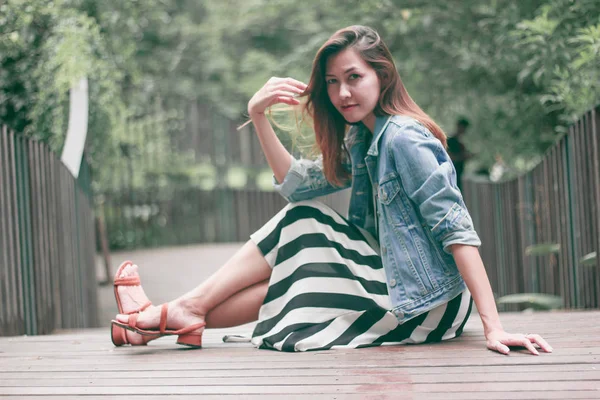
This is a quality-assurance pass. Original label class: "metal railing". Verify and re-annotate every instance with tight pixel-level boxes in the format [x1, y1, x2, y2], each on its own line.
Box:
[0, 126, 98, 336]
[463, 106, 599, 309]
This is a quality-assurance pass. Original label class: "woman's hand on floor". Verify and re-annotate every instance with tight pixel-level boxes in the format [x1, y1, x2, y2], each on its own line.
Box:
[485, 330, 553, 355]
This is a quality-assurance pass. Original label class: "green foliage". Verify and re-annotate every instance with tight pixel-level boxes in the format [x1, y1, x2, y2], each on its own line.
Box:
[497, 293, 563, 310]
[0, 0, 198, 188]
[182, 0, 600, 168]
[1, 0, 599, 188]
[90, 108, 192, 193]
[0, 0, 123, 152]
[525, 243, 561, 256]
[512, 0, 600, 125]
[580, 252, 597, 267]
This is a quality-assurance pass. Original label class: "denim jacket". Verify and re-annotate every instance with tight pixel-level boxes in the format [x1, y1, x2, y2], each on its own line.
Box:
[273, 115, 481, 322]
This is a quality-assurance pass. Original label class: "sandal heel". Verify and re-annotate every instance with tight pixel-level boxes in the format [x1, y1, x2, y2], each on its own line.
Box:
[177, 332, 203, 348]
[111, 323, 150, 347]
[111, 324, 126, 347]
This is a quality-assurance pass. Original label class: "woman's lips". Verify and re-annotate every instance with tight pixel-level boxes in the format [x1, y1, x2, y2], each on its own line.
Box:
[341, 104, 358, 112]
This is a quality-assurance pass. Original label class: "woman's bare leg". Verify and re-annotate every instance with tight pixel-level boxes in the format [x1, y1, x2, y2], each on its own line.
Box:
[205, 280, 268, 328]
[116, 240, 271, 331]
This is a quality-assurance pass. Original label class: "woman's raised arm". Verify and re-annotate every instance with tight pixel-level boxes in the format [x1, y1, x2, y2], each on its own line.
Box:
[248, 77, 307, 183]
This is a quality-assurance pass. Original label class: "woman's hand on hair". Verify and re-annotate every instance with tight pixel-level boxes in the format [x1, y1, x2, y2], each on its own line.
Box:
[248, 77, 307, 117]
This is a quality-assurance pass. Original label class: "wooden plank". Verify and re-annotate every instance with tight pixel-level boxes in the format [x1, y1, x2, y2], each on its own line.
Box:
[416, 393, 600, 400]
[1, 380, 600, 396]
[2, 356, 598, 373]
[0, 363, 597, 379]
[0, 308, 591, 337]
[593, 108, 600, 306]
[0, 126, 9, 335]
[49, 153, 62, 330]
[1, 343, 598, 361]
[5, 394, 600, 400]
[1, 370, 599, 387]
[1, 272, 599, 398]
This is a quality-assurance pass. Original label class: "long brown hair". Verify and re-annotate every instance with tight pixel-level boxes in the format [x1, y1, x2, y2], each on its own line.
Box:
[303, 25, 447, 186]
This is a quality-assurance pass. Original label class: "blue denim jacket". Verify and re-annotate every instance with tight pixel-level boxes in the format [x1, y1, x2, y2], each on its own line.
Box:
[273, 115, 481, 322]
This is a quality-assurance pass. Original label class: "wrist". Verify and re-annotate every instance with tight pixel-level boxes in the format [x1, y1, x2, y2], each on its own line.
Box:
[248, 108, 266, 119]
[482, 319, 504, 338]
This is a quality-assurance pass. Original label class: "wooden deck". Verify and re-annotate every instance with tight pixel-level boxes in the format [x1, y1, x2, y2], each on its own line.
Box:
[0, 310, 599, 399]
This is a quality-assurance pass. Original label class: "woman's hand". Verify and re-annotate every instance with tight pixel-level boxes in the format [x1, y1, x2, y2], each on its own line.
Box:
[248, 77, 307, 117]
[486, 329, 553, 355]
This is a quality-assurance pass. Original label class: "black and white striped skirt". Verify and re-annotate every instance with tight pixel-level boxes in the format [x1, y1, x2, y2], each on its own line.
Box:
[249, 200, 472, 352]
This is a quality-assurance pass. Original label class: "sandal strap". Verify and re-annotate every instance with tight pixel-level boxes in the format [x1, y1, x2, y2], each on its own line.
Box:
[160, 304, 168, 334]
[123, 301, 152, 315]
[127, 313, 139, 329]
[173, 321, 206, 336]
[114, 275, 141, 287]
[112, 317, 206, 337]
[155, 304, 204, 335]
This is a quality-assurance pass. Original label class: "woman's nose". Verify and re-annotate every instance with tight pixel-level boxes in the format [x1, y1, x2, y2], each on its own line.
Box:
[339, 84, 351, 99]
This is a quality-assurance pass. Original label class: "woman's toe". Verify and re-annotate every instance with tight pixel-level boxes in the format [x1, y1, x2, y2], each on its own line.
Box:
[116, 313, 130, 324]
[124, 264, 136, 276]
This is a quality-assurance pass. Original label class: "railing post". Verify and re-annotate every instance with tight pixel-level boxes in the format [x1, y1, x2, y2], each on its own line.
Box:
[590, 108, 600, 306]
[0, 124, 98, 336]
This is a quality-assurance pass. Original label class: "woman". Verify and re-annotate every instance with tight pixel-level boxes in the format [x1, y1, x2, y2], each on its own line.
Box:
[112, 25, 552, 355]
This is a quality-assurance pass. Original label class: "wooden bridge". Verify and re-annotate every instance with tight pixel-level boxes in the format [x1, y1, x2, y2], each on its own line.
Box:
[1, 244, 598, 399]
[1, 310, 599, 399]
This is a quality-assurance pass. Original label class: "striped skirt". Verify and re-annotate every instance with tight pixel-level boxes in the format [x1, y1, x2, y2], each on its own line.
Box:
[249, 200, 472, 352]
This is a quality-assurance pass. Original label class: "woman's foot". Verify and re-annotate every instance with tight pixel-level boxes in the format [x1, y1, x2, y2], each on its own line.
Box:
[114, 262, 159, 345]
[116, 296, 206, 338]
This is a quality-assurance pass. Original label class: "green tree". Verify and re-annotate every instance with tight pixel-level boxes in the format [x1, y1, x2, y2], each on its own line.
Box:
[2, 0, 598, 183]
[184, 0, 599, 170]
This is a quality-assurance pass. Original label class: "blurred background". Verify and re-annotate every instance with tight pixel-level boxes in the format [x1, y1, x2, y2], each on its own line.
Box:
[2, 0, 598, 251]
[1, 0, 599, 336]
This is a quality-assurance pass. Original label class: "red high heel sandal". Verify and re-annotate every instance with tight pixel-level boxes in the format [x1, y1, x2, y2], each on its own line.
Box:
[111, 303, 206, 348]
[111, 261, 154, 346]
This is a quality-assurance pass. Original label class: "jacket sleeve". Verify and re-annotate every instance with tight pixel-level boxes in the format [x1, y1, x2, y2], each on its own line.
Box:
[389, 122, 481, 253]
[273, 154, 351, 202]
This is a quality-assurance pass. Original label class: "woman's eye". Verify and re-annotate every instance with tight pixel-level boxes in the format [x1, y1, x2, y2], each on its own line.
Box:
[326, 78, 337, 85]
[349, 74, 360, 80]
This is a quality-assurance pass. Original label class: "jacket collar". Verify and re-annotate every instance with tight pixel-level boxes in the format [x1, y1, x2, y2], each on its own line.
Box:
[366, 115, 393, 157]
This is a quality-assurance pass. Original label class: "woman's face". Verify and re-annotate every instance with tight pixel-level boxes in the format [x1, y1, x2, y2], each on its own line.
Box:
[325, 48, 380, 132]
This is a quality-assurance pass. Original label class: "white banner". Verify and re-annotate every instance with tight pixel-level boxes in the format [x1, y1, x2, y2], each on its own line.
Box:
[60, 77, 89, 178]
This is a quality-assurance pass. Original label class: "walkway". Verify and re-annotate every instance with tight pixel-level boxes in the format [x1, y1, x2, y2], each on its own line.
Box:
[0, 244, 598, 399]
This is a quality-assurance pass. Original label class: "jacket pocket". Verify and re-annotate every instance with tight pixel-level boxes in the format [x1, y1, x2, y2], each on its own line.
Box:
[378, 177, 409, 230]
[378, 177, 401, 205]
